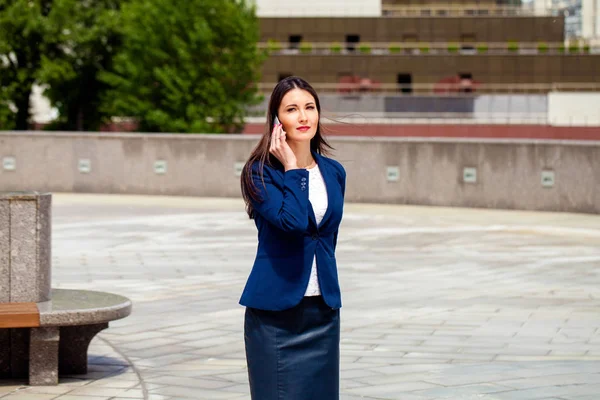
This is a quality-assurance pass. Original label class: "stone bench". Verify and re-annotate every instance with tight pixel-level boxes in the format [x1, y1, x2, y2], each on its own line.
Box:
[1, 192, 132, 386]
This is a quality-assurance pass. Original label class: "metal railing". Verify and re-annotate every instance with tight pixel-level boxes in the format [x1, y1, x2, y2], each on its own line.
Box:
[258, 41, 597, 56]
[381, 4, 559, 17]
[243, 114, 552, 125]
[255, 82, 600, 95]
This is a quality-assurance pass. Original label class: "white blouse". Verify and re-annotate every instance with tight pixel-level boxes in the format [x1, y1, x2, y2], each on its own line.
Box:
[304, 163, 328, 297]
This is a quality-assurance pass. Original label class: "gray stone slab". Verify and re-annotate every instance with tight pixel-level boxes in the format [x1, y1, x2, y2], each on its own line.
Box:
[2, 193, 52, 303]
[37, 289, 131, 327]
[29, 327, 59, 386]
[37, 193, 52, 303]
[9, 199, 39, 302]
[0, 199, 9, 303]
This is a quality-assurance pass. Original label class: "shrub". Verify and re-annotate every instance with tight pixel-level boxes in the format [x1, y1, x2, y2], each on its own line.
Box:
[447, 43, 459, 53]
[568, 44, 580, 53]
[537, 42, 548, 53]
[389, 43, 402, 53]
[507, 41, 519, 52]
[267, 39, 282, 53]
[419, 44, 430, 54]
[330, 42, 342, 54]
[358, 43, 371, 54]
[476, 44, 488, 53]
[299, 42, 313, 54]
[583, 44, 591, 53]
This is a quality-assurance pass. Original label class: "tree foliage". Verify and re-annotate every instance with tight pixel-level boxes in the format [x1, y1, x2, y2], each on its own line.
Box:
[101, 0, 264, 133]
[39, 0, 124, 131]
[0, 0, 263, 132]
[0, 0, 51, 130]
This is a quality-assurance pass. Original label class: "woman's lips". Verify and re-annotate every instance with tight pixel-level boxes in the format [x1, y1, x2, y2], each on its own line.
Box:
[297, 127, 310, 132]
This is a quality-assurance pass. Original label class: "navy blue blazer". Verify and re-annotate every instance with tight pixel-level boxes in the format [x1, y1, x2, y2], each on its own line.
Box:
[239, 152, 346, 311]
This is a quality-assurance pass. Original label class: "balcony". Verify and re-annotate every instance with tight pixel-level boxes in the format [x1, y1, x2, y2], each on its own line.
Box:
[260, 41, 598, 56]
[380, 4, 558, 17]
[247, 86, 600, 125]
[255, 82, 600, 95]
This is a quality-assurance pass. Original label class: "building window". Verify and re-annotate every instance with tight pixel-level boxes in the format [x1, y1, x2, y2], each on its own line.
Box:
[397, 74, 412, 94]
[346, 34, 360, 52]
[402, 33, 418, 42]
[289, 35, 302, 50]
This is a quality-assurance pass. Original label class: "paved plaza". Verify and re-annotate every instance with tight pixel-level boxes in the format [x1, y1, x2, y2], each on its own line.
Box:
[1, 193, 600, 400]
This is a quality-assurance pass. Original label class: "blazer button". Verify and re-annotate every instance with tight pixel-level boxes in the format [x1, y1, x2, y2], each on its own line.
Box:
[312, 234, 318, 240]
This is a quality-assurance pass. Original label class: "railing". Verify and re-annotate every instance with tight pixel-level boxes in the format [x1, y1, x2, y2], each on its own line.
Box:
[243, 114, 552, 125]
[255, 82, 600, 95]
[381, 4, 560, 17]
[259, 41, 597, 56]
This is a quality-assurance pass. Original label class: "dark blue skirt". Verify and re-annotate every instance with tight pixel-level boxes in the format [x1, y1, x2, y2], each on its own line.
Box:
[244, 296, 340, 400]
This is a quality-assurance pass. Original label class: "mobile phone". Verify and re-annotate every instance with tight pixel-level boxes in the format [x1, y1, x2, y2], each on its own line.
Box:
[273, 115, 280, 126]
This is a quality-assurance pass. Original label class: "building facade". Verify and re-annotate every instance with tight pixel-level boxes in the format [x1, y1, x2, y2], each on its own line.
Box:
[256, 0, 600, 94]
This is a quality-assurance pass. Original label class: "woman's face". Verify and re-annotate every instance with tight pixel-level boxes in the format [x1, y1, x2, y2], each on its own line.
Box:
[276, 88, 319, 143]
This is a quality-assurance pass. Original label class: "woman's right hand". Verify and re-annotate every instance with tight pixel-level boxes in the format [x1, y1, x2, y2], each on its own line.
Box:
[270, 124, 298, 171]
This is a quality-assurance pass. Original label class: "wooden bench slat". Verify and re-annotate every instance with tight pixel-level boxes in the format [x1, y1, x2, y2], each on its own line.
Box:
[0, 305, 39, 313]
[0, 303, 41, 328]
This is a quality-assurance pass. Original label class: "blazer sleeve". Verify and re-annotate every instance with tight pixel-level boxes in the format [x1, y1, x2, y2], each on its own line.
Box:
[251, 164, 310, 234]
[333, 161, 347, 250]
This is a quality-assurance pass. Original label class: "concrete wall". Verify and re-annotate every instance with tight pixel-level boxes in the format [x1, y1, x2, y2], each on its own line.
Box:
[548, 92, 600, 126]
[0, 132, 598, 214]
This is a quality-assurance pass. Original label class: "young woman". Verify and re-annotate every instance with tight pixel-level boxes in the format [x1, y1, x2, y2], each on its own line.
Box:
[240, 76, 346, 400]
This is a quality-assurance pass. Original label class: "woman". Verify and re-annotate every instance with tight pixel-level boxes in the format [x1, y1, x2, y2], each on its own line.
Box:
[239, 76, 346, 400]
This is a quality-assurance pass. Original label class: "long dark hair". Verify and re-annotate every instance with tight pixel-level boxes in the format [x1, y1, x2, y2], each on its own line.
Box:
[241, 76, 334, 219]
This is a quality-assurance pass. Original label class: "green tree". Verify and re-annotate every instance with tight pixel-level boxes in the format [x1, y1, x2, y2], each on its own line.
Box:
[0, 0, 52, 130]
[0, 79, 16, 129]
[39, 0, 124, 131]
[101, 0, 264, 133]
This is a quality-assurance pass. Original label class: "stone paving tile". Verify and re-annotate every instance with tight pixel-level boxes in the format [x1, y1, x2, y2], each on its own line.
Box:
[4, 194, 600, 399]
[496, 373, 600, 389]
[146, 395, 170, 400]
[412, 383, 515, 397]
[9, 386, 73, 396]
[346, 380, 441, 396]
[0, 387, 22, 397]
[0, 395, 58, 400]
[488, 383, 600, 399]
[51, 396, 113, 400]
[87, 381, 139, 390]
